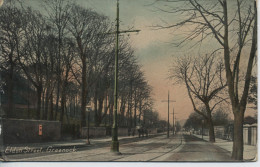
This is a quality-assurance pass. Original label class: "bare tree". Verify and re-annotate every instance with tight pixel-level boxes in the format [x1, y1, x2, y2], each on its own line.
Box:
[154, 0, 257, 160]
[42, 0, 73, 121]
[67, 5, 113, 128]
[170, 54, 226, 142]
[0, 3, 24, 117]
[18, 8, 51, 120]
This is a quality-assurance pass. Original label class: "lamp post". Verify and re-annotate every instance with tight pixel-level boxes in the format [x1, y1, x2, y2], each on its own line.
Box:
[86, 107, 91, 145]
[111, 0, 140, 154]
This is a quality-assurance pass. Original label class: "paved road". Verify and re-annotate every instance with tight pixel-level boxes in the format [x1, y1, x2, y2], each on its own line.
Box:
[163, 134, 233, 162]
[2, 133, 233, 161]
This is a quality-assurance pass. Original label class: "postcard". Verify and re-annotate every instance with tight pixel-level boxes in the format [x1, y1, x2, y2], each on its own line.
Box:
[0, 0, 257, 163]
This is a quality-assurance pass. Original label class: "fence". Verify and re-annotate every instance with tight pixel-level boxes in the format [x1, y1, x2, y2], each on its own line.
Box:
[192, 124, 257, 146]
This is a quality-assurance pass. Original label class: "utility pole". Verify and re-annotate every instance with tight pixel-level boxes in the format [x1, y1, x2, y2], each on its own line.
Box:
[175, 116, 177, 134]
[111, 0, 140, 154]
[162, 91, 175, 138]
[171, 108, 179, 135]
[172, 108, 175, 135]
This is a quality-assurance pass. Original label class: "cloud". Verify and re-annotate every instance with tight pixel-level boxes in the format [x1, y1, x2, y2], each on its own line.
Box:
[129, 16, 174, 49]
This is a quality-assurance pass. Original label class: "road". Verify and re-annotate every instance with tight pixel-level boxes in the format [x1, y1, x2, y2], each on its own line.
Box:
[2, 133, 233, 161]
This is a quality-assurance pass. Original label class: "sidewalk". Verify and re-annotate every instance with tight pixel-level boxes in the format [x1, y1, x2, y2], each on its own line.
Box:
[192, 133, 257, 161]
[2, 133, 162, 155]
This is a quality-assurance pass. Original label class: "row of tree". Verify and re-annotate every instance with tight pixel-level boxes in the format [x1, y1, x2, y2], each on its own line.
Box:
[0, 0, 157, 130]
[184, 108, 231, 131]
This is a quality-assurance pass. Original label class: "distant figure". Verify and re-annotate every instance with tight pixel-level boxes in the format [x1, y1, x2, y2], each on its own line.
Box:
[145, 128, 148, 137]
[76, 125, 80, 138]
[132, 129, 135, 136]
[138, 129, 141, 138]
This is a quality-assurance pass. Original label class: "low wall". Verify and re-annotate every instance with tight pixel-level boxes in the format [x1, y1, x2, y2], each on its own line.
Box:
[2, 118, 61, 144]
[118, 128, 128, 136]
[148, 128, 157, 134]
[81, 127, 106, 138]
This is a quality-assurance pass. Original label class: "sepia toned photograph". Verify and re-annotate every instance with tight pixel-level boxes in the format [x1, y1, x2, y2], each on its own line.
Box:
[0, 0, 257, 163]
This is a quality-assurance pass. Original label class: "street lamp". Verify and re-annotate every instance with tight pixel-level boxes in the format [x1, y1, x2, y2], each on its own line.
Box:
[86, 107, 91, 145]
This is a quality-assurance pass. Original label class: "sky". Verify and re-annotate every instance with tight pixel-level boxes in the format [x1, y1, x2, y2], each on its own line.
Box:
[79, 0, 195, 122]
[18, 0, 257, 123]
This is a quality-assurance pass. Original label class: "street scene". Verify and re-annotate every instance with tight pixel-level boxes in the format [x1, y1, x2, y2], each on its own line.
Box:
[0, 0, 258, 163]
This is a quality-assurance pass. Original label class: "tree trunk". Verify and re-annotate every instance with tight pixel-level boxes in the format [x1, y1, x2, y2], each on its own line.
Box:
[41, 90, 45, 120]
[109, 100, 113, 126]
[98, 97, 104, 126]
[65, 104, 70, 125]
[207, 117, 215, 142]
[81, 60, 87, 128]
[44, 88, 50, 120]
[122, 101, 126, 127]
[94, 91, 98, 127]
[49, 93, 54, 120]
[74, 96, 76, 117]
[134, 90, 137, 128]
[138, 100, 142, 124]
[232, 108, 244, 160]
[104, 95, 108, 126]
[27, 80, 30, 119]
[54, 83, 60, 120]
[36, 86, 42, 120]
[60, 89, 66, 124]
[119, 97, 125, 127]
[7, 66, 14, 118]
[95, 96, 104, 127]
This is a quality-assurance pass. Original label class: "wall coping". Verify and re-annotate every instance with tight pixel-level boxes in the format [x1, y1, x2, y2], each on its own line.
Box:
[3, 118, 60, 123]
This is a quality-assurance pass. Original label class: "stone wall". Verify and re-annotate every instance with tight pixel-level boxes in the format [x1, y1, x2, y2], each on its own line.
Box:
[81, 127, 106, 138]
[148, 128, 157, 134]
[2, 118, 61, 144]
[118, 128, 128, 136]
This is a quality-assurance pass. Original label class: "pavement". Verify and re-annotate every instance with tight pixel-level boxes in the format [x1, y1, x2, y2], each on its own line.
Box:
[3, 133, 183, 161]
[3, 135, 136, 152]
[192, 133, 258, 161]
[1, 133, 163, 158]
[1, 132, 257, 162]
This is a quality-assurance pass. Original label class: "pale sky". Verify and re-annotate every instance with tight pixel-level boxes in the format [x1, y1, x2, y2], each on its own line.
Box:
[20, 0, 257, 123]
[80, 0, 196, 122]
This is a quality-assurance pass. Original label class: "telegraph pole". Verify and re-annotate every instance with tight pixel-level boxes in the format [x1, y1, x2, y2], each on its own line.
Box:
[173, 108, 175, 135]
[162, 91, 175, 138]
[111, 0, 140, 154]
[171, 108, 179, 135]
